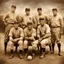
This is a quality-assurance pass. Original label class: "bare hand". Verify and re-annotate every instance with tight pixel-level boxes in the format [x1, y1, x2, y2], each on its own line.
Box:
[38, 38, 42, 43]
[12, 38, 19, 43]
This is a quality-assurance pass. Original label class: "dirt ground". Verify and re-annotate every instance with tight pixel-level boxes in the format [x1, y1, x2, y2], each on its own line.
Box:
[0, 33, 64, 64]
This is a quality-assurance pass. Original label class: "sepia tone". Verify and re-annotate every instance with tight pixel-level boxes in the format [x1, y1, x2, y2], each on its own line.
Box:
[0, 0, 64, 64]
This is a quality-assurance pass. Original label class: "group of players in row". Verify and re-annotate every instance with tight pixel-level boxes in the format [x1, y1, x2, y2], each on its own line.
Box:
[3, 5, 63, 59]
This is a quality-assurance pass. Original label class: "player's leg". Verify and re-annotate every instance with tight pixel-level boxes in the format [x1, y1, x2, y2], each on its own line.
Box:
[51, 42, 55, 54]
[32, 40, 38, 58]
[51, 32, 55, 54]
[28, 46, 33, 56]
[4, 26, 9, 54]
[18, 40, 23, 59]
[24, 40, 28, 58]
[57, 41, 61, 56]
[49, 43, 52, 52]
[39, 39, 46, 59]
[4, 24, 13, 54]
[56, 28, 61, 56]
[40, 38, 50, 59]
[8, 40, 14, 59]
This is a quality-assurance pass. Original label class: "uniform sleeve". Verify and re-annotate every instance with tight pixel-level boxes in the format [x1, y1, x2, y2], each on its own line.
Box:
[45, 14, 50, 24]
[59, 15, 63, 34]
[32, 16, 37, 28]
[24, 28, 27, 37]
[3, 13, 9, 25]
[9, 28, 13, 40]
[37, 26, 40, 38]
[20, 28, 24, 37]
[19, 28, 24, 40]
[46, 25, 51, 34]
[32, 29, 36, 37]
[47, 15, 52, 26]
[16, 14, 19, 21]
[59, 15, 63, 28]
[9, 28, 13, 37]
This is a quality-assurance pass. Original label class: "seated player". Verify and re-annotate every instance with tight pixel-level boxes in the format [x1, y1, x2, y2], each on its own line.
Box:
[8, 22, 24, 59]
[33, 17, 51, 59]
[24, 21, 36, 59]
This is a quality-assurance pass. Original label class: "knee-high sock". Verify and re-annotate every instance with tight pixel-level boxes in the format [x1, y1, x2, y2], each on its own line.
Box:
[28, 50, 32, 55]
[57, 43, 61, 53]
[43, 48, 45, 53]
[32, 49, 35, 53]
[40, 47, 43, 54]
[11, 50, 13, 54]
[19, 50, 22, 54]
[4, 42, 7, 52]
[24, 48, 28, 53]
[49, 44, 51, 51]
[52, 43, 55, 52]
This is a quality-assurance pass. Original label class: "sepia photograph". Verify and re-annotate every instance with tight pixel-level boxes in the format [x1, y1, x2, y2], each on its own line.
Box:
[0, 0, 64, 64]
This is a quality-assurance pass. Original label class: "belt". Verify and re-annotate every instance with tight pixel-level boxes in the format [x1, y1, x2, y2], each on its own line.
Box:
[10, 23, 14, 24]
[7, 22, 14, 24]
[51, 26, 60, 28]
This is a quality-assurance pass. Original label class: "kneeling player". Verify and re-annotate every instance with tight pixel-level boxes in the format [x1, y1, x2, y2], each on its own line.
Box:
[24, 21, 36, 59]
[37, 18, 51, 59]
[8, 22, 24, 59]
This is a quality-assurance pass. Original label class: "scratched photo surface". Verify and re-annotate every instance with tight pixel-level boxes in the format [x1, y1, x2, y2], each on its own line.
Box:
[0, 0, 64, 64]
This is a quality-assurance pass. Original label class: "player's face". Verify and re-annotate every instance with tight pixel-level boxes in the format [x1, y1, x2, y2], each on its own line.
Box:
[25, 11, 30, 15]
[40, 20, 45, 26]
[28, 24, 32, 30]
[11, 7, 16, 13]
[52, 10, 57, 16]
[14, 24, 19, 29]
[37, 10, 42, 15]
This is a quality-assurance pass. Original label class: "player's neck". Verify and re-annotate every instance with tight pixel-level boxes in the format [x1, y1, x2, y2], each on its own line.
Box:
[38, 13, 42, 15]
[26, 14, 30, 16]
[53, 14, 57, 17]
[28, 28, 32, 31]
[41, 24, 45, 27]
[15, 27, 18, 30]
[11, 11, 15, 13]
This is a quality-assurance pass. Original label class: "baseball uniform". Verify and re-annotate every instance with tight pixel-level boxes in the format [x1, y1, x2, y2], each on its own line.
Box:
[35, 24, 51, 48]
[50, 14, 63, 43]
[8, 27, 24, 51]
[21, 14, 37, 29]
[24, 27, 36, 49]
[3, 12, 19, 42]
[35, 14, 49, 26]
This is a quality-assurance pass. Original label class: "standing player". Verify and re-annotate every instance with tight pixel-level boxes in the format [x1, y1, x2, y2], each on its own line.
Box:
[35, 8, 49, 26]
[21, 8, 37, 29]
[8, 22, 24, 59]
[3, 5, 19, 54]
[50, 8, 63, 56]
